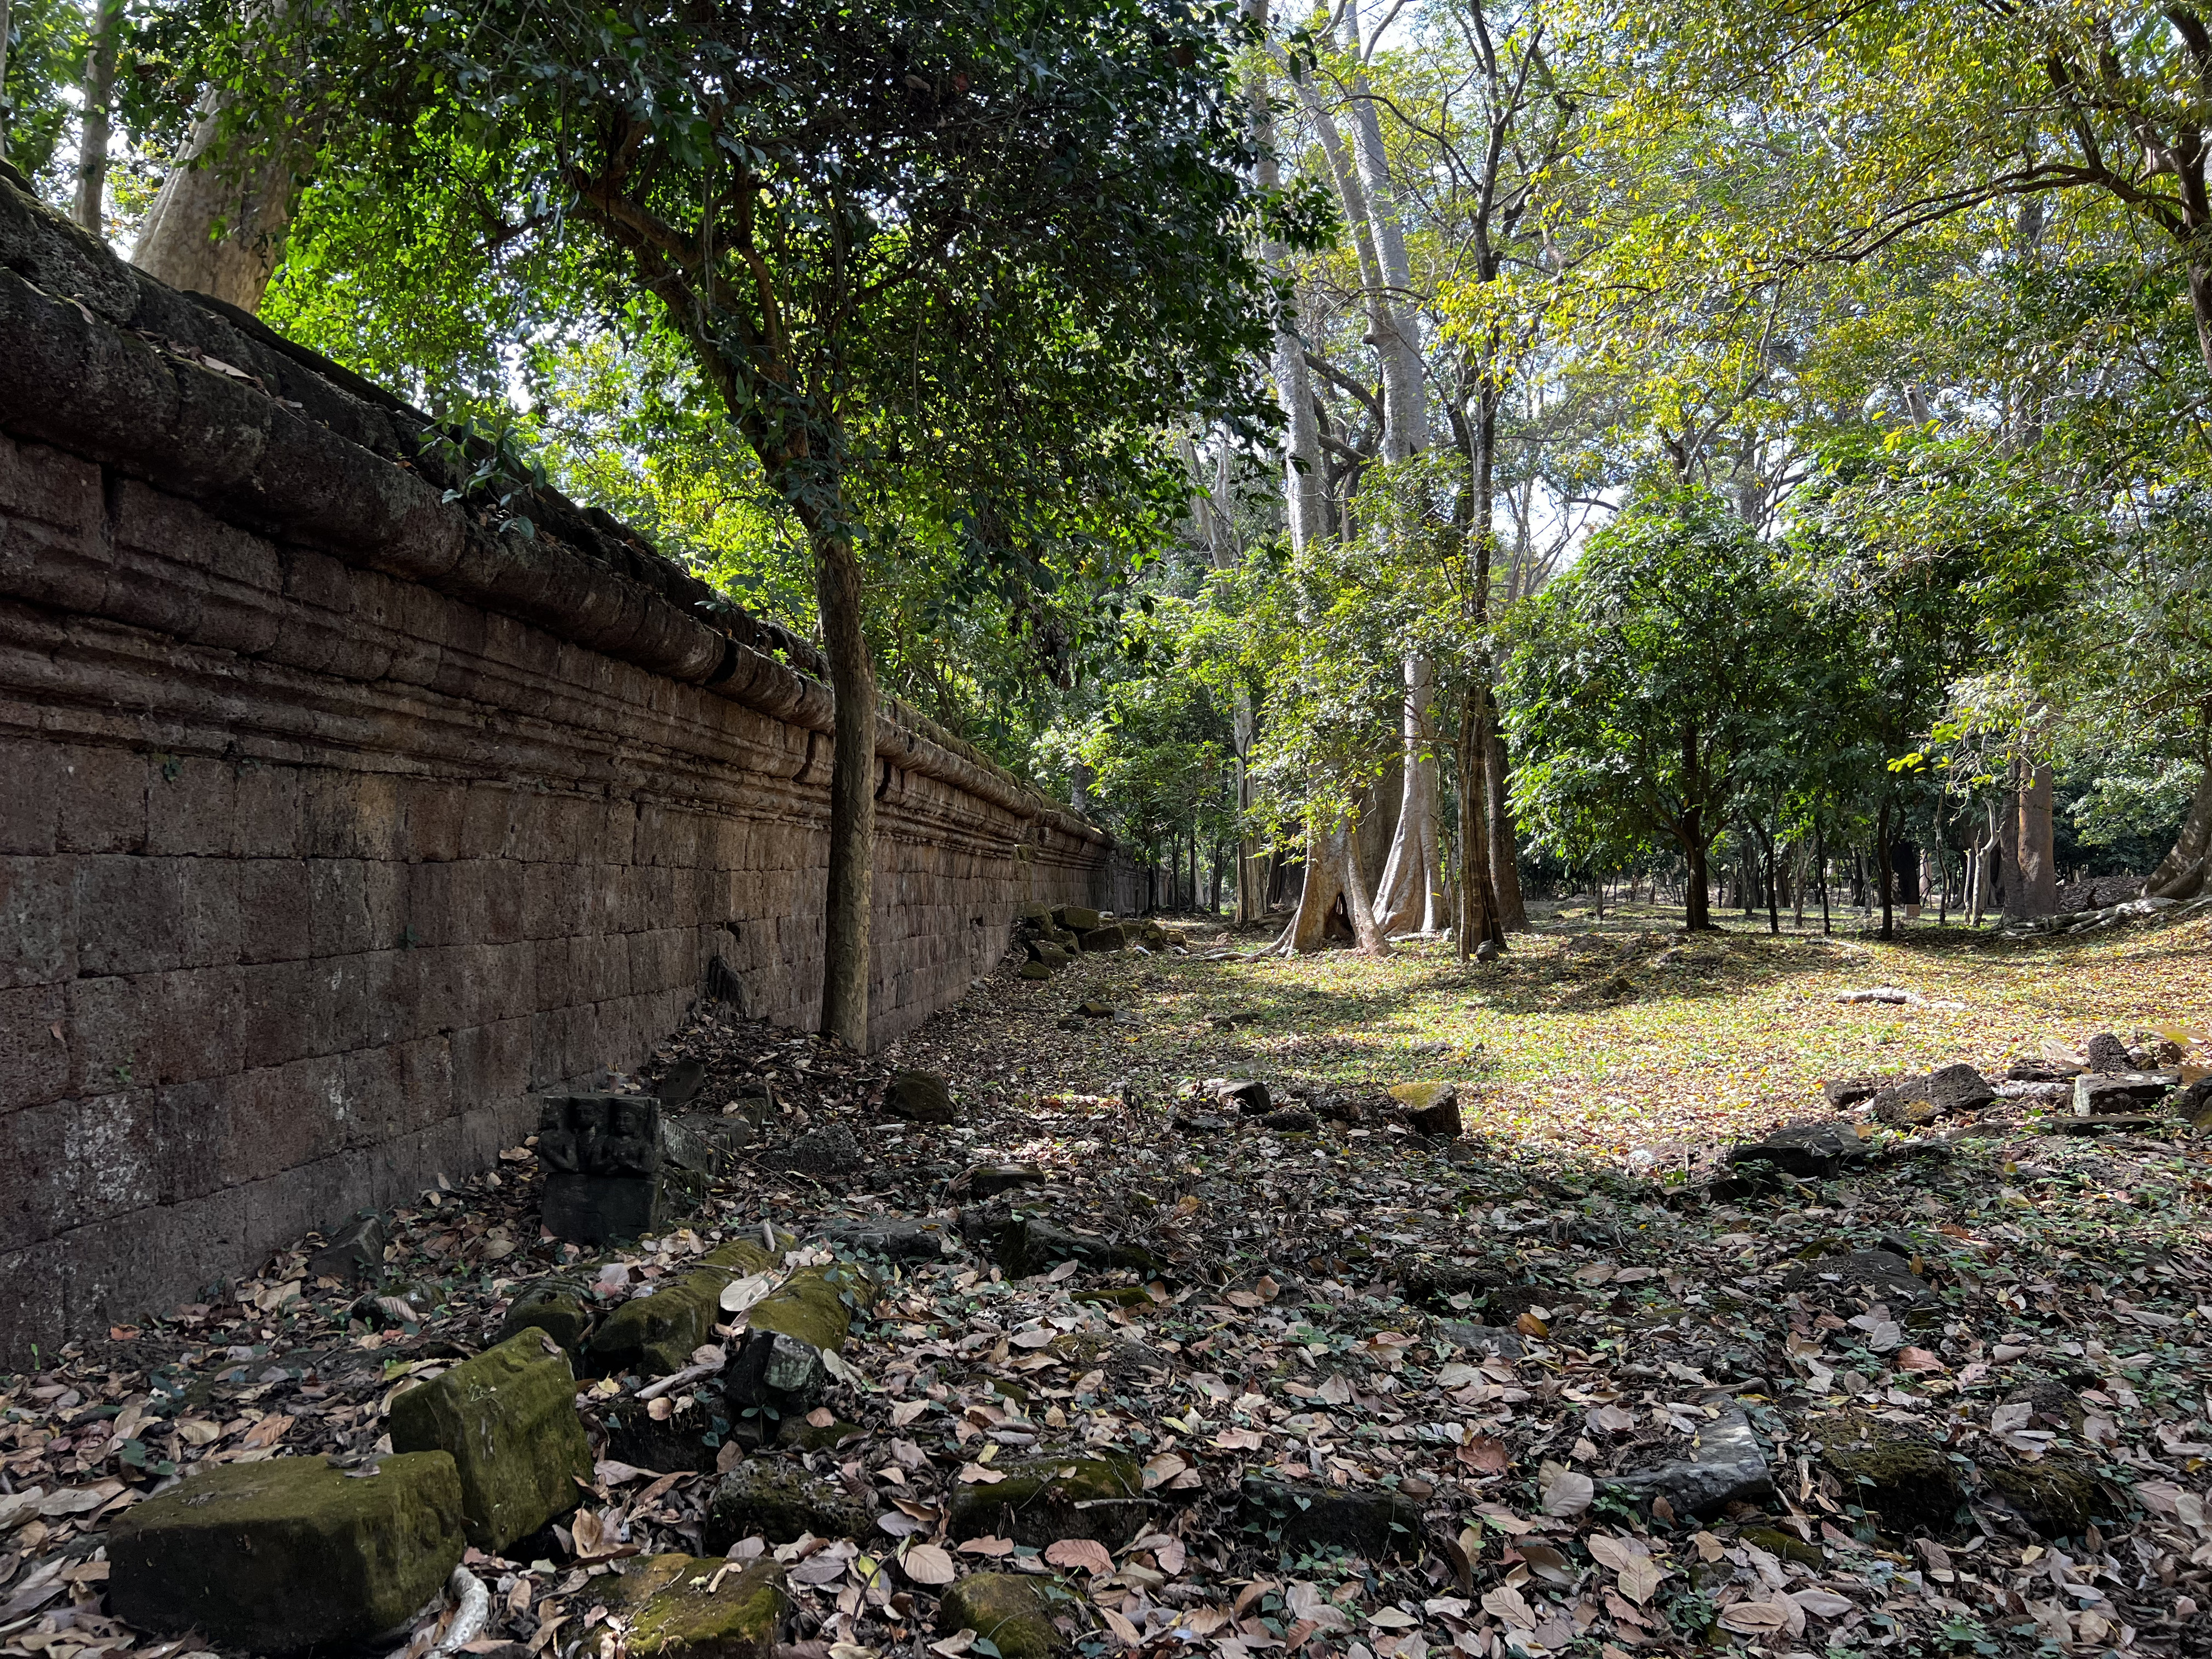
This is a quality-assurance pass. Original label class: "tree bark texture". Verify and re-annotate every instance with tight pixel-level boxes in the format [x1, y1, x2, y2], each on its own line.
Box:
[1486, 725, 1526, 932]
[1374, 656, 1442, 933]
[1286, 821, 1388, 956]
[73, 0, 120, 234]
[133, 101, 298, 311]
[811, 526, 877, 1049]
[2008, 764, 2057, 920]
[2146, 760, 2212, 901]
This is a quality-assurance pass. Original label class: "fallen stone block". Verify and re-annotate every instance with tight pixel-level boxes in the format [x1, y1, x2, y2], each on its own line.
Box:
[1208, 1078, 1270, 1114]
[936, 1572, 1066, 1659]
[611, 1555, 786, 1659]
[2072, 1072, 2176, 1115]
[1389, 1082, 1461, 1138]
[1434, 1320, 1524, 1359]
[885, 1070, 955, 1125]
[967, 1165, 1045, 1199]
[1055, 906, 1105, 933]
[1077, 924, 1129, 953]
[658, 1058, 709, 1108]
[962, 1208, 1157, 1279]
[589, 1238, 784, 1378]
[1724, 1121, 1867, 1180]
[816, 1214, 957, 1261]
[1986, 1455, 2102, 1537]
[2082, 1031, 2133, 1072]
[308, 1213, 387, 1286]
[109, 1453, 465, 1652]
[1238, 1477, 1421, 1557]
[1597, 1404, 1772, 1519]
[1821, 1076, 1884, 1109]
[497, 1280, 596, 1359]
[1018, 960, 1054, 981]
[1814, 1411, 1961, 1533]
[760, 1124, 864, 1177]
[1262, 1107, 1319, 1133]
[388, 1329, 592, 1552]
[722, 1262, 872, 1420]
[951, 1455, 1152, 1547]
[704, 1462, 877, 1549]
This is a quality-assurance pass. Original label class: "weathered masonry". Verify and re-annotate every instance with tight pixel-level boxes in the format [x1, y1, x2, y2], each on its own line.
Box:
[0, 175, 1139, 1364]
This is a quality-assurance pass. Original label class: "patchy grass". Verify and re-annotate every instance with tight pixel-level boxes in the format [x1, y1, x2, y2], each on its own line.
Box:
[943, 902, 2212, 1176]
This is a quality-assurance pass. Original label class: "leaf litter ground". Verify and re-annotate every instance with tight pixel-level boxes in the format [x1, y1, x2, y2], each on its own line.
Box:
[5, 901, 2212, 1659]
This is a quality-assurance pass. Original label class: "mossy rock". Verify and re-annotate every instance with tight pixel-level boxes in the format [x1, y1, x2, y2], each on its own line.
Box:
[948, 1455, 1152, 1547]
[1238, 1477, 1421, 1558]
[388, 1330, 591, 1552]
[1019, 961, 1054, 982]
[747, 1261, 869, 1353]
[497, 1281, 596, 1359]
[936, 1573, 1067, 1659]
[109, 1453, 466, 1652]
[887, 1071, 956, 1125]
[1077, 925, 1129, 953]
[704, 1462, 877, 1548]
[590, 1239, 785, 1378]
[1074, 1286, 1154, 1308]
[1395, 1258, 1506, 1313]
[1986, 1457, 2101, 1537]
[1815, 1413, 1962, 1534]
[776, 1416, 866, 1452]
[612, 1555, 786, 1659]
[1055, 906, 1104, 933]
[985, 1216, 1157, 1280]
[1736, 1525, 1822, 1567]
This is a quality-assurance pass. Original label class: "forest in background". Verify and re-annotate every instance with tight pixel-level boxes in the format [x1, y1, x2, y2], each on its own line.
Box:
[6, 0, 2211, 991]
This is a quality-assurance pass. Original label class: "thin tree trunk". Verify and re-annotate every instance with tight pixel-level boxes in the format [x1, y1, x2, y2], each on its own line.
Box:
[1684, 817, 1711, 932]
[2012, 764, 2057, 918]
[74, 0, 121, 234]
[1487, 724, 1526, 931]
[1877, 797, 1895, 940]
[812, 527, 877, 1050]
[1761, 822, 1780, 935]
[0, 0, 13, 164]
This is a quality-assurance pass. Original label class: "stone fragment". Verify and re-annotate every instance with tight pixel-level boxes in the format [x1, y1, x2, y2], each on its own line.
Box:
[776, 1415, 865, 1452]
[1209, 1078, 1271, 1114]
[2007, 1057, 2076, 1082]
[1018, 901, 1055, 922]
[1390, 1082, 1461, 1139]
[1784, 1249, 1935, 1312]
[968, 1165, 1045, 1199]
[2072, 1071, 2176, 1115]
[1473, 938, 1500, 963]
[590, 1238, 783, 1378]
[1822, 1076, 1883, 1109]
[1598, 1404, 1772, 1519]
[1261, 1107, 1319, 1133]
[949, 1455, 1151, 1547]
[885, 1070, 956, 1125]
[962, 1207, 1157, 1279]
[1724, 1120, 1866, 1180]
[936, 1573, 1065, 1659]
[1434, 1320, 1524, 1359]
[761, 1124, 864, 1177]
[704, 1463, 877, 1548]
[611, 1555, 786, 1659]
[389, 1331, 591, 1552]
[2181, 1077, 2212, 1131]
[1924, 1063, 1996, 1114]
[540, 1093, 680, 1246]
[722, 1262, 870, 1417]
[1018, 960, 1053, 981]
[1171, 1111, 1228, 1135]
[1397, 1259, 1505, 1313]
[1238, 1477, 1421, 1557]
[309, 1213, 387, 1286]
[1056, 906, 1105, 933]
[1074, 1000, 1115, 1020]
[1077, 924, 1128, 953]
[1815, 1412, 1961, 1532]
[658, 1059, 709, 1108]
[109, 1453, 466, 1652]
[1986, 1457, 2101, 1537]
[816, 1215, 957, 1261]
[1025, 940, 1070, 968]
[2082, 1032, 2133, 1073]
[497, 1281, 596, 1359]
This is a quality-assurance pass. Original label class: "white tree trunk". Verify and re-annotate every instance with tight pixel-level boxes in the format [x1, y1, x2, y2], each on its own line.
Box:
[73, 0, 121, 234]
[132, 101, 296, 311]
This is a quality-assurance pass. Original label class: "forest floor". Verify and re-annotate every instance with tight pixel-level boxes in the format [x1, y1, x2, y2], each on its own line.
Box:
[6, 902, 2212, 1659]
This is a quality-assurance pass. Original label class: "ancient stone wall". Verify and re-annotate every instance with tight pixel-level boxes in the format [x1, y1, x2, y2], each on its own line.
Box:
[0, 176, 1141, 1364]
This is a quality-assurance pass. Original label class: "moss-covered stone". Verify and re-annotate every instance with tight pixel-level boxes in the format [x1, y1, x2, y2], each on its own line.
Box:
[723, 1262, 872, 1417]
[1238, 1477, 1421, 1558]
[389, 1330, 592, 1552]
[613, 1555, 786, 1659]
[1055, 906, 1104, 933]
[887, 1071, 956, 1125]
[1816, 1413, 1962, 1533]
[497, 1281, 596, 1359]
[1077, 925, 1128, 953]
[1736, 1525, 1822, 1567]
[1019, 961, 1053, 981]
[747, 1261, 869, 1353]
[704, 1462, 877, 1548]
[1987, 1457, 2101, 1537]
[949, 1455, 1151, 1547]
[109, 1453, 466, 1652]
[589, 1239, 785, 1378]
[936, 1573, 1067, 1659]
[776, 1416, 866, 1452]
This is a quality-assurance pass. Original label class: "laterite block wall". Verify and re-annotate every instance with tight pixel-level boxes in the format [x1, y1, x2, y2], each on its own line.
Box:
[0, 177, 1140, 1364]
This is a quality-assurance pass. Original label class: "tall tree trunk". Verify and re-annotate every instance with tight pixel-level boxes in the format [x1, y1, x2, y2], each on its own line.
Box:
[1454, 693, 1503, 956]
[0, 0, 13, 163]
[74, 0, 121, 234]
[2146, 760, 2212, 901]
[1487, 725, 1526, 931]
[2010, 763, 2057, 919]
[1286, 820, 1387, 955]
[1374, 657, 1441, 933]
[1877, 796, 1895, 940]
[1817, 818, 1830, 933]
[132, 100, 298, 310]
[811, 526, 876, 1050]
[1760, 822, 1780, 935]
[1683, 813, 1710, 932]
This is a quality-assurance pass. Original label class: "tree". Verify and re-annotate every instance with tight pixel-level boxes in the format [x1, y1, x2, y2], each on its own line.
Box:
[252, 0, 1279, 1046]
[1500, 488, 1802, 929]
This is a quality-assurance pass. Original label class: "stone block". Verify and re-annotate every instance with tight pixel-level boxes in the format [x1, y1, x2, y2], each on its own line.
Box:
[1239, 1477, 1421, 1558]
[703, 1463, 877, 1549]
[935, 1573, 1065, 1659]
[107, 1453, 466, 1652]
[388, 1329, 592, 1552]
[589, 1238, 782, 1377]
[610, 1555, 785, 1659]
[884, 1069, 954, 1124]
[949, 1455, 1149, 1547]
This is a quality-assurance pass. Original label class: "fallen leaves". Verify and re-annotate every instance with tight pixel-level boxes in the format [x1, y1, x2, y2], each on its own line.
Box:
[899, 1544, 957, 1586]
[1537, 1460, 1593, 1516]
[1041, 1538, 1114, 1576]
